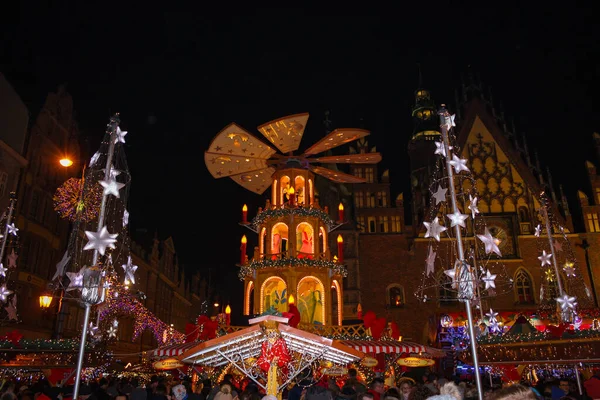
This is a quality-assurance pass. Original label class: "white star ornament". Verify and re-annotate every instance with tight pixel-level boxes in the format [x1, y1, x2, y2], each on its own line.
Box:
[84, 226, 118, 256]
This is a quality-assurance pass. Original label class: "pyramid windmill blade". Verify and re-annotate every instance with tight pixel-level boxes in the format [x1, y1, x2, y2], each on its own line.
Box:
[302, 128, 370, 157]
[310, 152, 382, 164]
[309, 165, 367, 183]
[257, 113, 309, 154]
[204, 123, 277, 179]
[229, 167, 276, 194]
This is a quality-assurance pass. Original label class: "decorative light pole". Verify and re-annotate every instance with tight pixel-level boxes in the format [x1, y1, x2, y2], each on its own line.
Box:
[72, 114, 121, 400]
[438, 105, 483, 399]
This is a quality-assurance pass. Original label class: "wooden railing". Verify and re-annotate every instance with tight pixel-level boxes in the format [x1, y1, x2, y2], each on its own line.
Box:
[218, 323, 371, 338]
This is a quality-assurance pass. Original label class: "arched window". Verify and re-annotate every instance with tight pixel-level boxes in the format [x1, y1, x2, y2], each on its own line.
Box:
[518, 206, 530, 222]
[261, 277, 288, 314]
[387, 285, 404, 308]
[438, 270, 454, 305]
[514, 268, 534, 304]
[271, 223, 288, 259]
[297, 276, 325, 325]
[296, 222, 314, 259]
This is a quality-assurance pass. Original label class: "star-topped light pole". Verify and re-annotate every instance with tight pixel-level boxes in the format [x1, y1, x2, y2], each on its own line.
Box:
[72, 114, 124, 400]
[438, 104, 484, 399]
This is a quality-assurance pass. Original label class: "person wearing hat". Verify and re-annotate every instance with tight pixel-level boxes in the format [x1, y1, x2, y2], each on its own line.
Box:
[585, 369, 600, 400]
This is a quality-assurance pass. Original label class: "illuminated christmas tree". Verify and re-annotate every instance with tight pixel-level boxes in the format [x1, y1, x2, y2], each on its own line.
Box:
[535, 191, 595, 325]
[413, 105, 514, 397]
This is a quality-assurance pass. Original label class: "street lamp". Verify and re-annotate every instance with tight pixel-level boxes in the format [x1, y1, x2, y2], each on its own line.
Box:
[39, 292, 53, 310]
[59, 157, 74, 167]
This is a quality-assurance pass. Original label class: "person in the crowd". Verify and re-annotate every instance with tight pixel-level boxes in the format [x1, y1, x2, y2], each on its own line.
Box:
[130, 378, 147, 400]
[487, 383, 537, 399]
[584, 369, 600, 400]
[343, 370, 367, 395]
[367, 378, 385, 400]
[407, 386, 433, 400]
[398, 381, 412, 400]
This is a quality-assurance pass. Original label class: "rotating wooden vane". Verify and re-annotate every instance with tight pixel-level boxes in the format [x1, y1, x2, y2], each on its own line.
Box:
[204, 113, 381, 194]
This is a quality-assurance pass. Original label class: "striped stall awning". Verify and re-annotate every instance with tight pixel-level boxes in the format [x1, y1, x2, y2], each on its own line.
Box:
[152, 342, 199, 358]
[338, 340, 426, 355]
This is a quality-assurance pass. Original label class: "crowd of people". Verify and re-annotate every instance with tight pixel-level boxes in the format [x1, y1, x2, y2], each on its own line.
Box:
[1, 367, 600, 400]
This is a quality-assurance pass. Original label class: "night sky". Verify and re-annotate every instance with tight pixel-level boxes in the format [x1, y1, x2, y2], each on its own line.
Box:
[2, 6, 599, 306]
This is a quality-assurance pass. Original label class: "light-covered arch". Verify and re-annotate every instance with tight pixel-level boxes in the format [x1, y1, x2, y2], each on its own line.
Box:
[280, 175, 291, 205]
[319, 226, 327, 253]
[272, 178, 278, 205]
[261, 276, 288, 314]
[297, 276, 326, 325]
[297, 222, 314, 259]
[331, 279, 342, 325]
[271, 222, 289, 259]
[294, 175, 306, 205]
[260, 227, 267, 256]
[244, 281, 254, 315]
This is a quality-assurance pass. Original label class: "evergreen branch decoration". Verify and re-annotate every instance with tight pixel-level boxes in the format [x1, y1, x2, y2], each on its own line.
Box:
[252, 207, 335, 230]
[239, 257, 347, 280]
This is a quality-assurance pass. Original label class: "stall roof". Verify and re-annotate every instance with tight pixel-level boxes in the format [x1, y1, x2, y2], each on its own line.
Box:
[338, 339, 446, 358]
[178, 322, 364, 368]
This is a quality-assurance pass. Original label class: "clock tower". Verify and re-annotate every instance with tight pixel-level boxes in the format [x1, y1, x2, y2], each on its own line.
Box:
[408, 87, 441, 234]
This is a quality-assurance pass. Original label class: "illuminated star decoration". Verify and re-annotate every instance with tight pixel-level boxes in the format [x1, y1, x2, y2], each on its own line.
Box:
[123, 209, 129, 227]
[0, 263, 7, 278]
[89, 151, 100, 167]
[444, 267, 457, 289]
[448, 155, 470, 173]
[424, 217, 447, 242]
[7, 250, 18, 269]
[122, 256, 138, 285]
[52, 250, 71, 281]
[486, 308, 498, 321]
[434, 141, 452, 157]
[107, 325, 118, 338]
[477, 227, 502, 256]
[563, 261, 576, 277]
[556, 293, 577, 311]
[447, 211, 469, 228]
[444, 114, 456, 131]
[432, 185, 448, 205]
[115, 126, 127, 144]
[84, 226, 118, 256]
[88, 322, 99, 336]
[538, 250, 552, 267]
[468, 195, 480, 219]
[4, 295, 18, 320]
[0, 285, 13, 302]
[425, 246, 436, 276]
[99, 178, 125, 198]
[7, 223, 18, 236]
[553, 240, 563, 252]
[66, 266, 86, 291]
[534, 224, 542, 237]
[482, 269, 497, 290]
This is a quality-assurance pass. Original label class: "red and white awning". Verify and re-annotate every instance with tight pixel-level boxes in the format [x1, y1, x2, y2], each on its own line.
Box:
[152, 342, 199, 358]
[338, 340, 426, 355]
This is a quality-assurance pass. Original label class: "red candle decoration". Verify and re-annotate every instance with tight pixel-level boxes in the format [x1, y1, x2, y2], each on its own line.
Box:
[240, 235, 247, 265]
[225, 305, 231, 326]
[288, 186, 295, 206]
[242, 204, 248, 224]
[337, 234, 344, 264]
[338, 202, 344, 222]
[357, 303, 363, 319]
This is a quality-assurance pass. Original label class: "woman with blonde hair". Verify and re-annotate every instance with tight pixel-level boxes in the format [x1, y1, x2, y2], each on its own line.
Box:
[488, 384, 537, 400]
